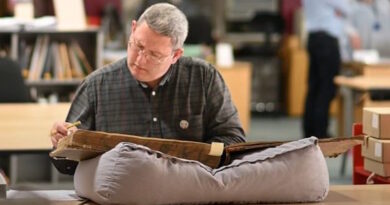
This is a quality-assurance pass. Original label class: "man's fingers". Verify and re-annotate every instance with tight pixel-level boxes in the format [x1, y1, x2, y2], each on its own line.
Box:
[51, 137, 58, 148]
[51, 132, 67, 147]
[50, 121, 79, 148]
[56, 125, 69, 136]
[51, 122, 70, 136]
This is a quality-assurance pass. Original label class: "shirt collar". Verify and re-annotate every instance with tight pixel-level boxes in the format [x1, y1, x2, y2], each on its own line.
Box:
[137, 66, 174, 88]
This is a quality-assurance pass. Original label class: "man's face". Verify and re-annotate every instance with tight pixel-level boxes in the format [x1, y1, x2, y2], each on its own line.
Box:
[127, 21, 182, 87]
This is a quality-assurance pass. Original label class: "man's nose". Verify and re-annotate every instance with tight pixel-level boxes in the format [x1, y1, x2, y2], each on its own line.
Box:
[135, 49, 147, 64]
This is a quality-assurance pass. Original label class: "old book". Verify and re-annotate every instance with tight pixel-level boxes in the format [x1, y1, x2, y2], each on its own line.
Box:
[50, 130, 222, 168]
[50, 129, 364, 168]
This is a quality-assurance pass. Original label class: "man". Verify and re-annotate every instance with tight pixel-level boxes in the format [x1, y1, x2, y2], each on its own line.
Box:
[302, 0, 358, 138]
[349, 0, 390, 57]
[50, 3, 245, 175]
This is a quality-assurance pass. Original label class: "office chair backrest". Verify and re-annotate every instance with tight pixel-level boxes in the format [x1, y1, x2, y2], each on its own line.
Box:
[0, 57, 30, 102]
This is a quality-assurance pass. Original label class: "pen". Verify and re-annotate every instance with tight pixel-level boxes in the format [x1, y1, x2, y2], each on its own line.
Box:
[66, 121, 81, 129]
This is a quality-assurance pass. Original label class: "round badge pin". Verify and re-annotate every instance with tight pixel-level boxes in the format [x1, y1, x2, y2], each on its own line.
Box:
[179, 120, 189, 129]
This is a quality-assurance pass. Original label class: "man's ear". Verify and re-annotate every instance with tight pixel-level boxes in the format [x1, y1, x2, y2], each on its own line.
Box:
[131, 20, 137, 34]
[171, 48, 183, 64]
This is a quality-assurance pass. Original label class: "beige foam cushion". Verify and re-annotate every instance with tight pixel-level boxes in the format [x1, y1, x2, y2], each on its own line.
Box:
[74, 137, 329, 204]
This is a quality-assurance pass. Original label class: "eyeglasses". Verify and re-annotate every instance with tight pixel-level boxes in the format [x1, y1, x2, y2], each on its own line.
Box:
[128, 40, 173, 64]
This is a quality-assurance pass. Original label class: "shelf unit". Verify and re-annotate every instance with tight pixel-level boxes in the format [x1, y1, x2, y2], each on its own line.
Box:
[353, 123, 390, 184]
[0, 28, 103, 101]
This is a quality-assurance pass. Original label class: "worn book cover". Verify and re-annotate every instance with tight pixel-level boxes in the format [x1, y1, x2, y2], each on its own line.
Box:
[50, 129, 364, 168]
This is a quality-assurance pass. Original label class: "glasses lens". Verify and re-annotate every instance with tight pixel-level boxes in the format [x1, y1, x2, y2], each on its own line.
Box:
[129, 40, 170, 64]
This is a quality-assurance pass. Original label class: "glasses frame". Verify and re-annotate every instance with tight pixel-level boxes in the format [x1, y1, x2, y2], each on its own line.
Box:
[128, 40, 174, 64]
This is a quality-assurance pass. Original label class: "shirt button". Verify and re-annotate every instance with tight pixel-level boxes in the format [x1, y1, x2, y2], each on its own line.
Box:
[152, 91, 156, 96]
[153, 117, 158, 122]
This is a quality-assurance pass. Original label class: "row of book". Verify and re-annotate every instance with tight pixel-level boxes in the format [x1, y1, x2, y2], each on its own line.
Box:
[19, 35, 93, 81]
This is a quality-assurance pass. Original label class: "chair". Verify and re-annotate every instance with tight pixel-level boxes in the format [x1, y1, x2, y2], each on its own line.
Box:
[0, 57, 30, 185]
[0, 57, 30, 102]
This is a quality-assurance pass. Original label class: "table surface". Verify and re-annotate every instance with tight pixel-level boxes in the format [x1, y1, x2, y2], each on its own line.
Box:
[0, 103, 70, 151]
[334, 76, 390, 91]
[343, 61, 390, 69]
[296, 184, 390, 205]
[4, 185, 390, 205]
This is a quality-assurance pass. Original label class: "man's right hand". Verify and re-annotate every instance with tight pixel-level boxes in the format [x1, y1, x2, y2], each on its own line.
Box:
[349, 33, 361, 50]
[50, 121, 78, 148]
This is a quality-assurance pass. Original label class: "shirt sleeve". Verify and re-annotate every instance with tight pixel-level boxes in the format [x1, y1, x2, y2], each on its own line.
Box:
[326, 0, 350, 18]
[66, 79, 96, 130]
[203, 64, 246, 145]
[51, 79, 96, 175]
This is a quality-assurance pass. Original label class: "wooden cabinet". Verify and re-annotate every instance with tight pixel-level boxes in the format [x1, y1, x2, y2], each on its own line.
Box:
[217, 62, 252, 133]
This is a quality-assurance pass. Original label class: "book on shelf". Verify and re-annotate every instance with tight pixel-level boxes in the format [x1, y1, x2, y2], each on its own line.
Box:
[35, 35, 50, 80]
[59, 42, 72, 79]
[41, 44, 54, 80]
[68, 45, 84, 78]
[18, 40, 33, 78]
[27, 35, 43, 80]
[52, 42, 64, 80]
[71, 41, 93, 74]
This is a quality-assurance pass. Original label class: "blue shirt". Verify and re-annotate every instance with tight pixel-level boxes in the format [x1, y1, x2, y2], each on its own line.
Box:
[303, 0, 350, 39]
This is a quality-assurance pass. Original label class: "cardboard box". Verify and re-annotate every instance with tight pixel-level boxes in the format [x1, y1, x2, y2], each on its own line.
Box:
[361, 136, 390, 163]
[364, 158, 390, 177]
[363, 107, 390, 139]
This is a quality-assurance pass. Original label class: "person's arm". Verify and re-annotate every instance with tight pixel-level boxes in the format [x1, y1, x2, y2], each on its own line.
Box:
[203, 65, 246, 146]
[345, 22, 361, 50]
[51, 79, 96, 175]
[65, 79, 96, 129]
[326, 0, 350, 18]
[343, 1, 362, 50]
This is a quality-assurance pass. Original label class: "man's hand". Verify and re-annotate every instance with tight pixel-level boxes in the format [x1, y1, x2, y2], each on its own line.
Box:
[50, 121, 78, 148]
[349, 33, 361, 50]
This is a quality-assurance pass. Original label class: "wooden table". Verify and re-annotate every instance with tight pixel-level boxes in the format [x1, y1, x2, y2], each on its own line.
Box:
[334, 76, 390, 137]
[4, 185, 390, 205]
[0, 103, 70, 151]
[335, 76, 390, 90]
[343, 61, 390, 76]
[0, 103, 70, 184]
[334, 76, 390, 176]
[300, 184, 390, 205]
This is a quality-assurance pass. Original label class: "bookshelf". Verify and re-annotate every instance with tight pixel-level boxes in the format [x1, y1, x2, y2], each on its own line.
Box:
[0, 28, 103, 101]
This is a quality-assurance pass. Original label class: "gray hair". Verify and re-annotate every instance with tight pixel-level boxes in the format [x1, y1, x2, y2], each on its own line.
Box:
[137, 3, 188, 49]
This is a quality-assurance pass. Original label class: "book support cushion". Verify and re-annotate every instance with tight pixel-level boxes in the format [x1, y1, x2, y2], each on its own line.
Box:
[74, 137, 329, 204]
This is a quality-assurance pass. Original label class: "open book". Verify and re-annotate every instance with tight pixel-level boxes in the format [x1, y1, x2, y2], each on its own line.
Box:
[50, 129, 364, 168]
